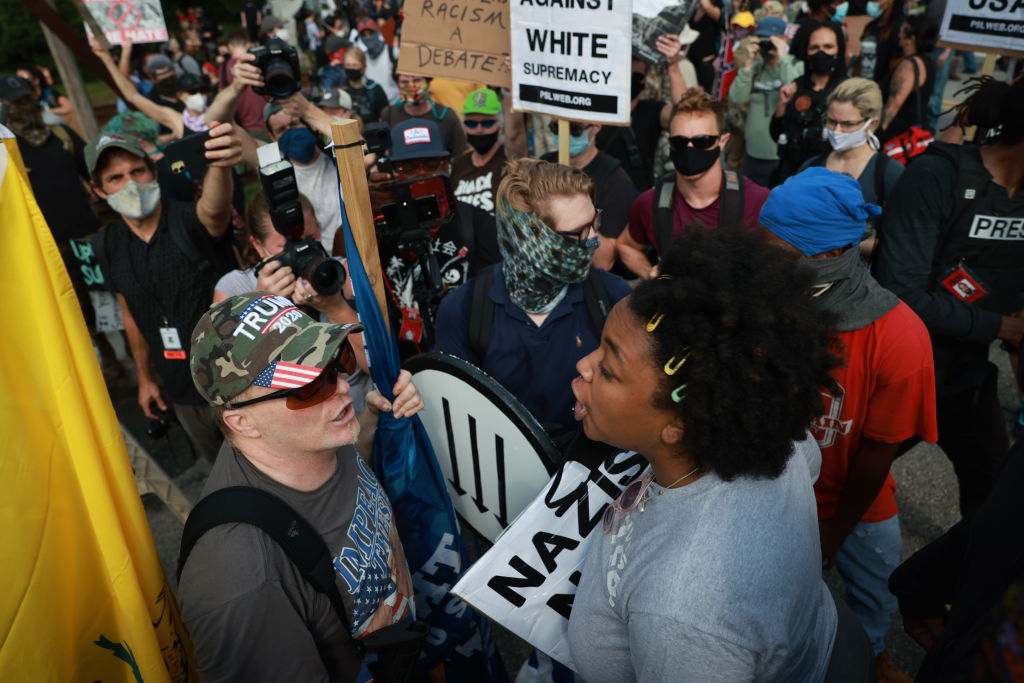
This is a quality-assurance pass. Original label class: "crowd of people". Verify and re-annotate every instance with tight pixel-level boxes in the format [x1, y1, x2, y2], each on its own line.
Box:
[4, 0, 1024, 680]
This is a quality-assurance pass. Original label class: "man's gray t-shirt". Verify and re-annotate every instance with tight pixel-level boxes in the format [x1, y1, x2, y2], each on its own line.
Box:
[178, 444, 414, 682]
[567, 449, 836, 682]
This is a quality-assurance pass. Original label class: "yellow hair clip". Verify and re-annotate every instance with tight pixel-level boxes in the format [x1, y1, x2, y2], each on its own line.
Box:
[646, 313, 664, 332]
[664, 353, 689, 376]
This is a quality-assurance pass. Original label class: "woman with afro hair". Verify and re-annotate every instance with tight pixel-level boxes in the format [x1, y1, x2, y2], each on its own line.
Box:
[567, 226, 874, 681]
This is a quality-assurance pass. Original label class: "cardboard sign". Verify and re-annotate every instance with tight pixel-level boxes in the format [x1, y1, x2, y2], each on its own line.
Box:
[938, 0, 1024, 58]
[510, 0, 633, 124]
[84, 0, 169, 45]
[453, 450, 648, 670]
[632, 0, 698, 65]
[399, 0, 512, 88]
[406, 352, 560, 543]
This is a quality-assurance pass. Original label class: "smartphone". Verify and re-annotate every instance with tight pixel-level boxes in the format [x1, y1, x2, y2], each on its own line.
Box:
[163, 130, 211, 178]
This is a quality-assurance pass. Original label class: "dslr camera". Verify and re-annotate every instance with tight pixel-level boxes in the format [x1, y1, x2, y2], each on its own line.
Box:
[248, 38, 302, 99]
[256, 154, 346, 296]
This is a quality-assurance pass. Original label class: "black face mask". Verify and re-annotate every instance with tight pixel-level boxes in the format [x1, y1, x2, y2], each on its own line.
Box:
[631, 72, 645, 100]
[344, 67, 363, 83]
[467, 131, 499, 155]
[670, 146, 720, 177]
[155, 76, 179, 97]
[807, 51, 838, 75]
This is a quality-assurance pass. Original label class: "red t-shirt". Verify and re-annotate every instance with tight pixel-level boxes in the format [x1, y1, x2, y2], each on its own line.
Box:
[813, 301, 939, 523]
[627, 174, 770, 253]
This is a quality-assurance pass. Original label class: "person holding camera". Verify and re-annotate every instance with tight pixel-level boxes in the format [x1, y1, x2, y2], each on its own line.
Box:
[728, 17, 801, 189]
[87, 125, 242, 463]
[179, 292, 424, 682]
[369, 118, 500, 352]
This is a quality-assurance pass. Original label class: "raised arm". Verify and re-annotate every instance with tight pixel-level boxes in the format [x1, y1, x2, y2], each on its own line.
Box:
[92, 44, 184, 138]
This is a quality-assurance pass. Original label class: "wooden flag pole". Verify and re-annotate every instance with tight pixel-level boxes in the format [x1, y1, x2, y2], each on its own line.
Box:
[558, 118, 570, 165]
[330, 119, 390, 327]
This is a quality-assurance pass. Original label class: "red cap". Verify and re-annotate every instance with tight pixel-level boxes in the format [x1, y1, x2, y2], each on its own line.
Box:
[357, 18, 378, 32]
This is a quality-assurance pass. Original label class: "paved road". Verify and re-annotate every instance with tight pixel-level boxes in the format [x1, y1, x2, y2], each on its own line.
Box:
[126, 57, 1016, 679]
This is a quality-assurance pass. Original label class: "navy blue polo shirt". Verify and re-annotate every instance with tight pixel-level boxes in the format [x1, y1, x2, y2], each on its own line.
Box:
[434, 266, 631, 442]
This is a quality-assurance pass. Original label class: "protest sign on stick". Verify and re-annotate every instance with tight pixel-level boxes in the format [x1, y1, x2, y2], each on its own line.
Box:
[453, 450, 648, 670]
[937, 0, 1024, 58]
[82, 0, 169, 45]
[399, 0, 512, 88]
[510, 0, 633, 124]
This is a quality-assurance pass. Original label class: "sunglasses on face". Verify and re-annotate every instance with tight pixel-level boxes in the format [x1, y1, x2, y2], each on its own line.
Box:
[548, 121, 590, 137]
[226, 340, 358, 411]
[464, 119, 499, 130]
[668, 134, 721, 150]
[558, 209, 603, 243]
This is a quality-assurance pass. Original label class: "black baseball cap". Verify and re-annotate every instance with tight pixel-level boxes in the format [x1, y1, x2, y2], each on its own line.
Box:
[0, 75, 34, 102]
[389, 119, 449, 161]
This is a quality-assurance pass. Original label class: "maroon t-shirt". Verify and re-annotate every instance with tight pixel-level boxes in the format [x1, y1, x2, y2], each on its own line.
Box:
[224, 56, 268, 132]
[628, 174, 770, 253]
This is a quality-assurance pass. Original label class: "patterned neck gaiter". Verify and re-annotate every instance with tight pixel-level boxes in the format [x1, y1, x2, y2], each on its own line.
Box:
[497, 198, 598, 314]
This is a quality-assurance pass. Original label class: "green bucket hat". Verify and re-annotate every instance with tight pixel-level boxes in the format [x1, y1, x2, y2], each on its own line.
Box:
[190, 292, 363, 406]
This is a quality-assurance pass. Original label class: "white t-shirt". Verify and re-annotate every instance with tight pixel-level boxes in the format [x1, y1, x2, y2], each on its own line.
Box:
[293, 153, 343, 253]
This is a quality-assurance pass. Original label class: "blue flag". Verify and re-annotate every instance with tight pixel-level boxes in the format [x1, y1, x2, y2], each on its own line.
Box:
[335, 168, 505, 681]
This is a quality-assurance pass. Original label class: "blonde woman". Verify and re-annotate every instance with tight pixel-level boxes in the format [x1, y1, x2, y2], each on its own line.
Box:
[800, 77, 904, 254]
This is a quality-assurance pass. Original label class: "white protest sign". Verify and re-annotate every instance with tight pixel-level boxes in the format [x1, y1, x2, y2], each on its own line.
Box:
[938, 0, 1024, 57]
[510, 0, 633, 124]
[453, 450, 647, 670]
[84, 0, 169, 45]
[406, 353, 560, 543]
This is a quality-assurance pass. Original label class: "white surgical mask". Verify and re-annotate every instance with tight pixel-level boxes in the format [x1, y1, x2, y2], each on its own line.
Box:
[827, 118, 875, 152]
[185, 93, 208, 114]
[106, 179, 161, 220]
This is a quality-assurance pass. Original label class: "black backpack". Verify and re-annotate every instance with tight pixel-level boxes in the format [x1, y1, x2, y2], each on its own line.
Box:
[653, 168, 745, 254]
[467, 264, 613, 361]
[178, 486, 428, 682]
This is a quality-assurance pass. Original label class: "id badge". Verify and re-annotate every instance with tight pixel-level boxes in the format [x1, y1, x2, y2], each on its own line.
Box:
[940, 265, 989, 304]
[160, 326, 186, 360]
[398, 306, 423, 344]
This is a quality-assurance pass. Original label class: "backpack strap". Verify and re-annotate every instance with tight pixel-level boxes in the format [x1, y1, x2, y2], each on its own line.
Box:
[718, 169, 745, 228]
[653, 174, 676, 254]
[467, 264, 497, 363]
[582, 269, 612, 337]
[585, 152, 621, 199]
[49, 124, 74, 155]
[456, 202, 475, 259]
[178, 486, 358, 647]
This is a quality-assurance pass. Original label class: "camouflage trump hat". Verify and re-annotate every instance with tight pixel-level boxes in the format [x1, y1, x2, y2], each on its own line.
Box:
[190, 292, 363, 406]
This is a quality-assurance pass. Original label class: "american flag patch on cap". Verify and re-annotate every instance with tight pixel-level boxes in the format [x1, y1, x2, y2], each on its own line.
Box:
[253, 360, 322, 389]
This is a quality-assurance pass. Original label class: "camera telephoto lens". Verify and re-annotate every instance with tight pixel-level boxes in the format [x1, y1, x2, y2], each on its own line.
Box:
[265, 57, 299, 99]
[305, 258, 345, 296]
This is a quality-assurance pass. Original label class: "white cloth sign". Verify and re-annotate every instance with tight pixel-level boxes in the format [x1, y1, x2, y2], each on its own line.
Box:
[84, 0, 169, 45]
[510, 0, 633, 124]
[452, 450, 648, 670]
[939, 0, 1024, 56]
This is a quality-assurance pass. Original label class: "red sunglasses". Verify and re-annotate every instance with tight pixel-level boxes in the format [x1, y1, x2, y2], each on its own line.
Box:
[227, 340, 357, 411]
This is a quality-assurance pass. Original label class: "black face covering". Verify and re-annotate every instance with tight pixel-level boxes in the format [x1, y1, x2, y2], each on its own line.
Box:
[155, 76, 179, 97]
[631, 72, 646, 100]
[344, 67, 363, 83]
[467, 131, 499, 155]
[670, 146, 720, 177]
[807, 51, 838, 75]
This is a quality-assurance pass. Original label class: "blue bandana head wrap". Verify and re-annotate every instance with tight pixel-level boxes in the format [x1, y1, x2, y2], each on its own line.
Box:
[759, 167, 882, 257]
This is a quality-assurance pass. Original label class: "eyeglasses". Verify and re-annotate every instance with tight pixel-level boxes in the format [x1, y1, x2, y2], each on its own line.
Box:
[668, 134, 721, 150]
[465, 119, 499, 130]
[603, 472, 654, 534]
[226, 340, 357, 411]
[824, 117, 867, 131]
[548, 121, 590, 137]
[558, 209, 603, 242]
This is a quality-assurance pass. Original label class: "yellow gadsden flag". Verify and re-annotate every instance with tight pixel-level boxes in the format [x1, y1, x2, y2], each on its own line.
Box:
[0, 126, 195, 681]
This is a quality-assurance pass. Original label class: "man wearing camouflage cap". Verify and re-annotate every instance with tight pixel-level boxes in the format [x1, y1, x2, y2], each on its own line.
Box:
[179, 291, 423, 681]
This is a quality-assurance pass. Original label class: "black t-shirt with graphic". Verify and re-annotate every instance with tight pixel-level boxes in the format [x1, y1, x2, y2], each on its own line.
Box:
[451, 146, 508, 215]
